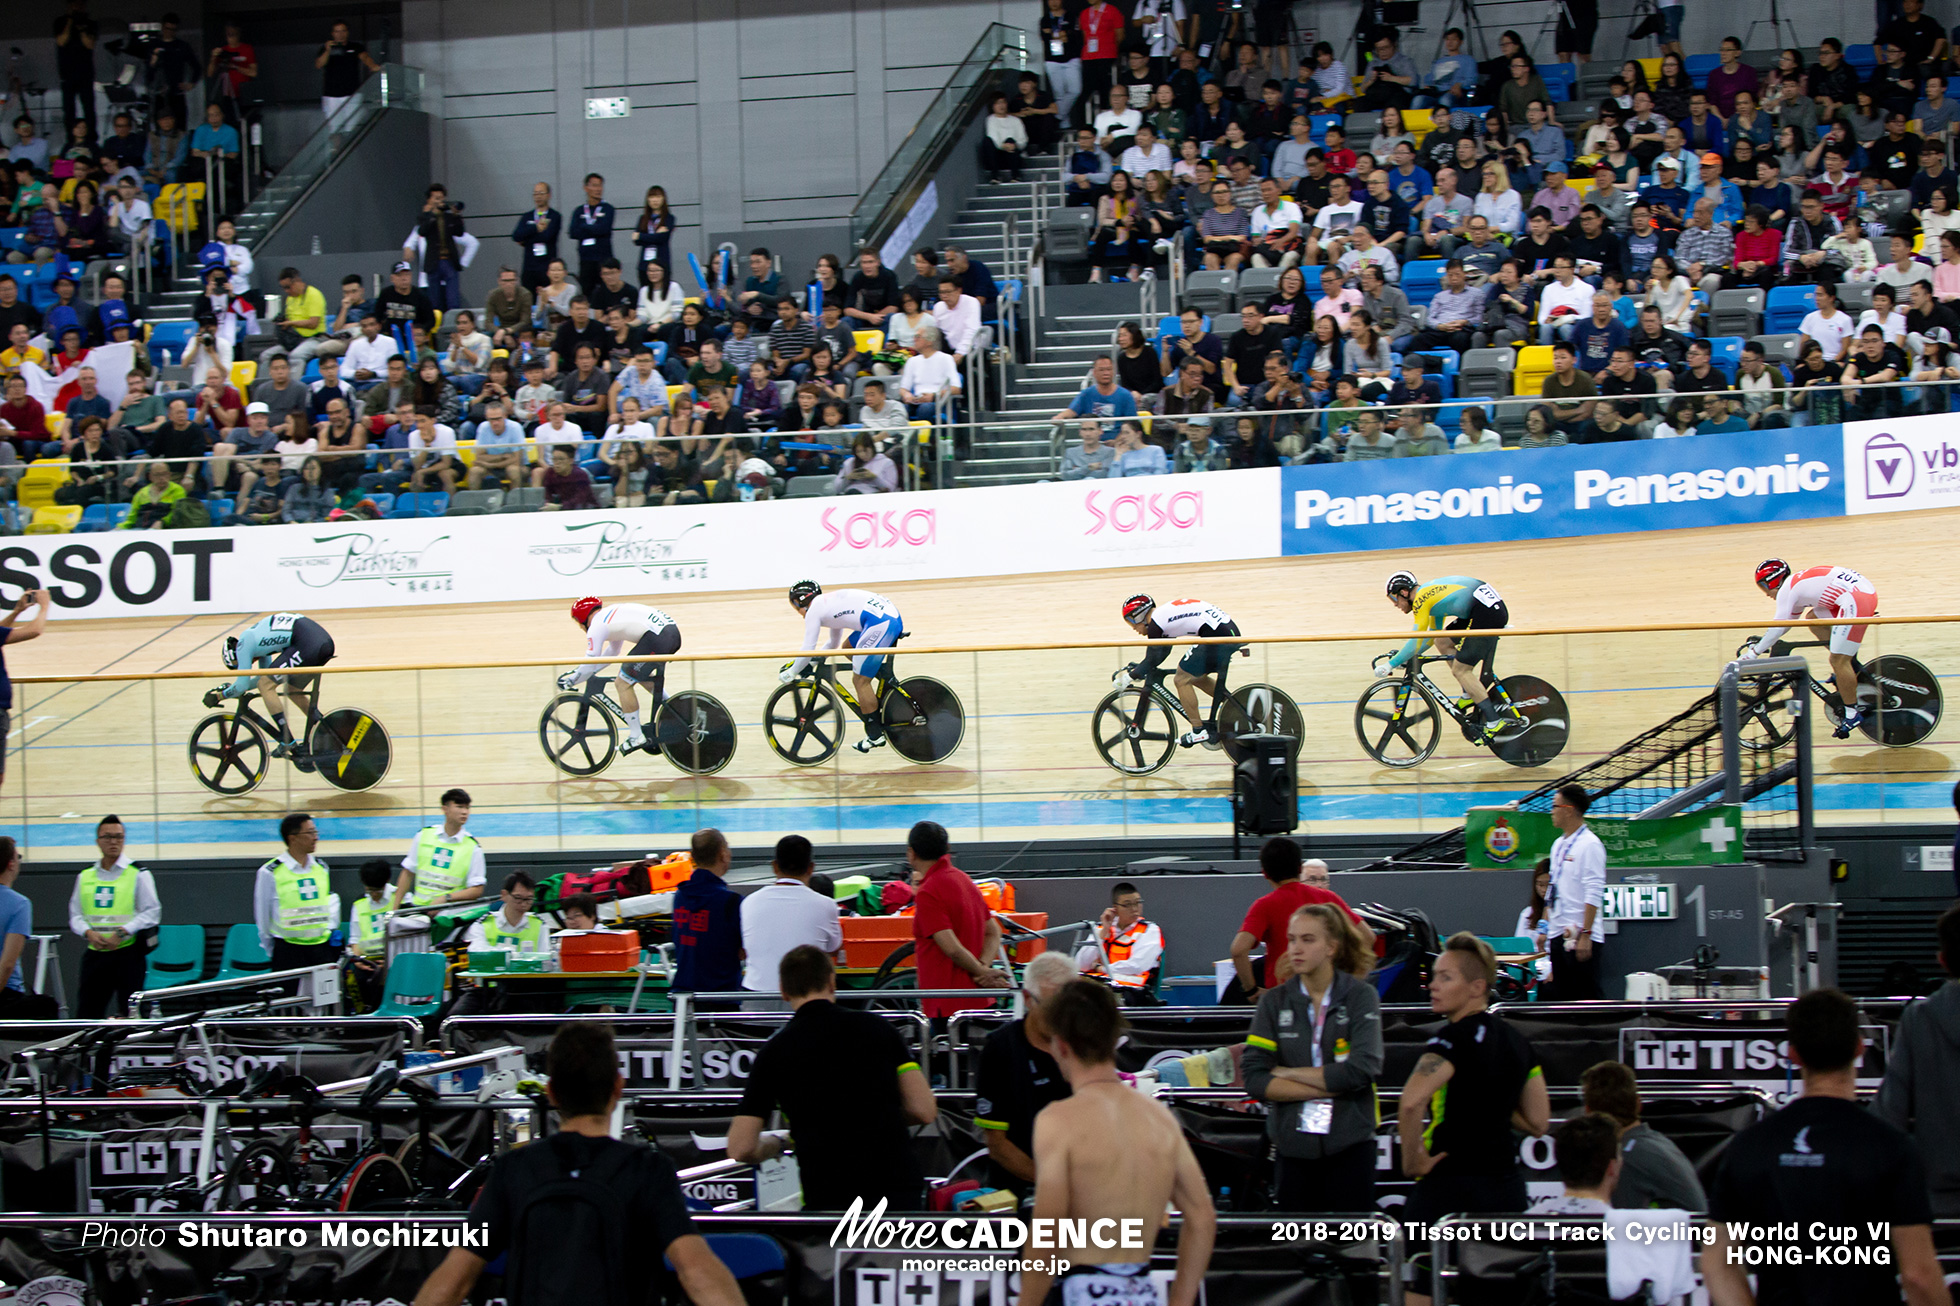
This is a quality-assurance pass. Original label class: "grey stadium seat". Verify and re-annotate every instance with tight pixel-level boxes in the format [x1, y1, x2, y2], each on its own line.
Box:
[1710, 289, 1764, 339]
[1044, 208, 1096, 263]
[1180, 270, 1238, 318]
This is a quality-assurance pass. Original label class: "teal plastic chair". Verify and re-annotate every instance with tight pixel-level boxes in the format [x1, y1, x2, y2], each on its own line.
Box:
[213, 922, 273, 983]
[372, 952, 448, 1019]
[144, 923, 206, 990]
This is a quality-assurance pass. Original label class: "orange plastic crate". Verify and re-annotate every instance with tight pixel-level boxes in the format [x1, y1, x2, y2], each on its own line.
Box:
[840, 912, 1048, 970]
[559, 930, 639, 972]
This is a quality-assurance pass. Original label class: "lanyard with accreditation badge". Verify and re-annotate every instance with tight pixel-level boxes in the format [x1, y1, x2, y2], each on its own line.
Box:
[1296, 981, 1337, 1135]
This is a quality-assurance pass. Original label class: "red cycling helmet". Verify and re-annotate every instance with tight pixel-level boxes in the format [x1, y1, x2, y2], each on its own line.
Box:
[571, 596, 603, 629]
[1753, 559, 1792, 591]
[1121, 594, 1157, 624]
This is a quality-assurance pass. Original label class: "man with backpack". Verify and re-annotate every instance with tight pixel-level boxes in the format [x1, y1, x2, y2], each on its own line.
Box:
[414, 1021, 744, 1306]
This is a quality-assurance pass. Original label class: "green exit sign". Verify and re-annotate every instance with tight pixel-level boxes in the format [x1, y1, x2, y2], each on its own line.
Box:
[1603, 884, 1676, 921]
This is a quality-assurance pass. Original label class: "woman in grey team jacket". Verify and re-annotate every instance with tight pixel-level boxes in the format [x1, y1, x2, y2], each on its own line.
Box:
[1242, 901, 1385, 1212]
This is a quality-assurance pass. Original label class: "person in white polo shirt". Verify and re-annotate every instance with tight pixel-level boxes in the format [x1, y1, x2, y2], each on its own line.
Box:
[1545, 784, 1607, 1000]
[740, 835, 842, 1011]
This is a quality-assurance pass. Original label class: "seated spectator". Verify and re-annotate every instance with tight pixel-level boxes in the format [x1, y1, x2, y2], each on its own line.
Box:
[383, 407, 460, 496]
[1342, 406, 1400, 459]
[341, 316, 393, 387]
[980, 94, 1028, 181]
[1159, 357, 1216, 419]
[697, 385, 749, 457]
[1696, 395, 1750, 434]
[1577, 401, 1637, 443]
[466, 401, 532, 491]
[1843, 324, 1906, 419]
[121, 458, 189, 528]
[534, 442, 598, 510]
[1060, 419, 1115, 479]
[708, 443, 775, 502]
[1653, 397, 1699, 439]
[655, 392, 704, 455]
[1225, 413, 1279, 468]
[897, 328, 961, 418]
[1860, 285, 1908, 347]
[1197, 180, 1252, 270]
[856, 378, 907, 434]
[1454, 405, 1502, 452]
[832, 433, 897, 495]
[1335, 222, 1398, 285]
[1385, 354, 1443, 409]
[1107, 419, 1167, 476]
[1065, 127, 1115, 207]
[1534, 1113, 1622, 1215]
[648, 440, 704, 505]
[54, 416, 123, 506]
[1172, 415, 1229, 471]
[1519, 401, 1565, 448]
[736, 360, 781, 428]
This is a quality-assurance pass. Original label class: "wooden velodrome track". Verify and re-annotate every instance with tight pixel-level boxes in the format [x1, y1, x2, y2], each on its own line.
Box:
[4, 508, 1956, 860]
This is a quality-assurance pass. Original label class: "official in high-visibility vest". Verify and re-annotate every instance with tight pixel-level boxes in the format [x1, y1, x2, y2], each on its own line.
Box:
[390, 787, 487, 913]
[345, 857, 395, 1011]
[463, 872, 544, 953]
[68, 815, 162, 1017]
[253, 813, 341, 971]
[1074, 880, 1163, 996]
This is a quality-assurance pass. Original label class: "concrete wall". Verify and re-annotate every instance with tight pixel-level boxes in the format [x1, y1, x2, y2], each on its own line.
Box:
[397, 0, 1030, 305]
[258, 109, 432, 258]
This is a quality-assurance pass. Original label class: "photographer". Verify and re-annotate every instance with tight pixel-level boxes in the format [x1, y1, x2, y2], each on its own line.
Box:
[53, 0, 99, 137]
[316, 21, 381, 119]
[205, 22, 257, 122]
[410, 183, 468, 311]
[147, 14, 200, 129]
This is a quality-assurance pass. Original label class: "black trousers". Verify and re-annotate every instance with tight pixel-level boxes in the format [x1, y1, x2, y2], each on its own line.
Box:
[1273, 1142, 1376, 1212]
[270, 939, 340, 972]
[1548, 934, 1603, 1000]
[0, 987, 60, 1018]
[78, 945, 148, 1018]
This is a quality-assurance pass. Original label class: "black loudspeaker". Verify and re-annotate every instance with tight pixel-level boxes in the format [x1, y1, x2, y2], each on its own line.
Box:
[1233, 734, 1298, 835]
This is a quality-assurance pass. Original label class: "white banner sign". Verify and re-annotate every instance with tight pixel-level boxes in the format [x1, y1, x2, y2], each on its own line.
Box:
[1, 469, 1282, 619]
[1841, 413, 1960, 515]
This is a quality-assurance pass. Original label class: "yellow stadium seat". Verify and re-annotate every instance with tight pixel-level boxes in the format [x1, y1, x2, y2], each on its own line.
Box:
[230, 361, 257, 392]
[18, 459, 70, 511]
[25, 505, 82, 534]
[454, 440, 476, 468]
[853, 330, 885, 355]
[59, 178, 78, 203]
[1512, 345, 1555, 396]
[1637, 58, 1662, 84]
[667, 385, 686, 408]
[1403, 109, 1435, 141]
[491, 348, 509, 359]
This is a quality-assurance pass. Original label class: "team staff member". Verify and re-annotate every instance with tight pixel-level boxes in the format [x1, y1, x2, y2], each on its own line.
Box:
[560, 597, 680, 755]
[1115, 594, 1244, 750]
[1398, 934, 1550, 1306]
[70, 815, 160, 1018]
[729, 945, 938, 1210]
[1546, 784, 1606, 1000]
[1579, 1060, 1707, 1211]
[740, 834, 842, 1006]
[1073, 880, 1164, 998]
[0, 837, 56, 1018]
[1231, 837, 1372, 1003]
[1243, 903, 1384, 1213]
[1702, 990, 1946, 1306]
[209, 611, 335, 759]
[253, 813, 339, 971]
[390, 788, 486, 912]
[1017, 982, 1215, 1306]
[909, 820, 1011, 1028]
[783, 580, 904, 753]
[974, 951, 1075, 1198]
[1381, 571, 1517, 737]
[671, 828, 743, 1004]
[345, 859, 393, 1011]
[0, 589, 50, 789]
[414, 1022, 744, 1306]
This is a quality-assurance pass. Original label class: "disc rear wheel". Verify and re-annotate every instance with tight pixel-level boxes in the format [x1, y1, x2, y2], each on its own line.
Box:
[654, 690, 738, 775]
[1487, 675, 1570, 768]
[307, 708, 393, 791]
[1217, 683, 1303, 762]
[884, 676, 965, 763]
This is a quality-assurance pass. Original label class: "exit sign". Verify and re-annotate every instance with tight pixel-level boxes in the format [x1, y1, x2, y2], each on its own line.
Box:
[1603, 884, 1676, 921]
[585, 96, 631, 119]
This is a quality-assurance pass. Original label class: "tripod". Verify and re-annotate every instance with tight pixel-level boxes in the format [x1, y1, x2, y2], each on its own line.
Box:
[1743, 0, 1801, 56]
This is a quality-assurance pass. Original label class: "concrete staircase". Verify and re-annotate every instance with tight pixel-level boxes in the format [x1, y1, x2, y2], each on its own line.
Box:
[960, 308, 1132, 486]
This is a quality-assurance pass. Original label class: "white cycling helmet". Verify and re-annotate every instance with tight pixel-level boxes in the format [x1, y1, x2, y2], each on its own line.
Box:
[1385, 570, 1419, 599]
[221, 636, 240, 671]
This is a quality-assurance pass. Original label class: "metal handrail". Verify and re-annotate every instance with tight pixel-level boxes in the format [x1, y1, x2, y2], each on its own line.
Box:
[848, 24, 1027, 252]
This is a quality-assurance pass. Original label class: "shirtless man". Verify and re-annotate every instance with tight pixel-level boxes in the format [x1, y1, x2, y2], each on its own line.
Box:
[1020, 982, 1215, 1306]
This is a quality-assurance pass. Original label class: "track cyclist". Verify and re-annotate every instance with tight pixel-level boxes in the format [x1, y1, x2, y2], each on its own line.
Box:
[1379, 571, 1518, 738]
[1743, 559, 1878, 739]
[206, 612, 337, 758]
[1115, 594, 1244, 750]
[784, 580, 904, 753]
[559, 597, 681, 754]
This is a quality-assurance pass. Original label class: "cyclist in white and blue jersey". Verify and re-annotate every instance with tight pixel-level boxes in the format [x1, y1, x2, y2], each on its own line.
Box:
[783, 580, 903, 753]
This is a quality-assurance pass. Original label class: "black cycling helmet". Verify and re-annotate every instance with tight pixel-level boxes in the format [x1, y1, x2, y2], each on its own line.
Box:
[788, 580, 822, 609]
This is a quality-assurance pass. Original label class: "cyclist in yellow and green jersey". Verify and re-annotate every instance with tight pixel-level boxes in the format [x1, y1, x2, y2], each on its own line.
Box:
[1380, 571, 1517, 737]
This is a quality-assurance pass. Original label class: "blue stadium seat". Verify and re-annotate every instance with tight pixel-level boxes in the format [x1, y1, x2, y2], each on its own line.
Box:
[1684, 54, 1720, 87]
[1843, 44, 1878, 77]
[1400, 259, 1447, 308]
[1707, 336, 1743, 371]
[149, 320, 196, 364]
[1310, 113, 1342, 144]
[388, 491, 449, 518]
[1539, 63, 1578, 103]
[1763, 286, 1817, 335]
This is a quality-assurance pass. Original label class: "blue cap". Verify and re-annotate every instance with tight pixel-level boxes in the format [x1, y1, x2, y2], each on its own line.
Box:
[100, 301, 131, 328]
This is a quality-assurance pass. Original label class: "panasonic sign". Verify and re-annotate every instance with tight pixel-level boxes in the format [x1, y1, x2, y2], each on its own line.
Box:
[1278, 429, 1846, 557]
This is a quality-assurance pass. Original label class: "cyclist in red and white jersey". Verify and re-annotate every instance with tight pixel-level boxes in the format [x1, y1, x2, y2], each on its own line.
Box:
[1746, 559, 1877, 738]
[1116, 595, 1245, 749]
[560, 597, 682, 753]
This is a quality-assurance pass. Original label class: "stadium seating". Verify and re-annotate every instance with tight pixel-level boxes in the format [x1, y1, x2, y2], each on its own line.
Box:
[214, 923, 272, 984]
[144, 924, 207, 991]
[1511, 345, 1555, 396]
[1763, 286, 1817, 335]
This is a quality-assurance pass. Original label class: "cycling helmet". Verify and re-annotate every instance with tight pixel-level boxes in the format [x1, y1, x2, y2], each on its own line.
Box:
[221, 635, 239, 671]
[788, 580, 822, 609]
[571, 596, 603, 629]
[1753, 558, 1792, 591]
[1121, 594, 1157, 624]
[1386, 570, 1419, 599]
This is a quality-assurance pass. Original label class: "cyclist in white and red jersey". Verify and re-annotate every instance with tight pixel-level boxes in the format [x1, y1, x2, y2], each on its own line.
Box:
[1116, 595, 1245, 749]
[560, 597, 682, 752]
[784, 580, 905, 752]
[1746, 559, 1878, 738]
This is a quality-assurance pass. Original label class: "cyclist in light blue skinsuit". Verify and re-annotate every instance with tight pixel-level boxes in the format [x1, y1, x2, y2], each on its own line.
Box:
[204, 612, 338, 757]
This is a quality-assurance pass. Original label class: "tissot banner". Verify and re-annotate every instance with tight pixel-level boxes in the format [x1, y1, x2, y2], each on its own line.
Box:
[0, 470, 1282, 619]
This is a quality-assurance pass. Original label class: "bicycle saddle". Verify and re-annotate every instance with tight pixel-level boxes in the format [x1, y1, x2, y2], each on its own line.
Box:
[358, 1064, 401, 1110]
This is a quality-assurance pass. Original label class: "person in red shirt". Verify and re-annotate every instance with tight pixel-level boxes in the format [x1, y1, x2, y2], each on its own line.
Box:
[1076, 0, 1125, 127]
[1230, 837, 1372, 1003]
[908, 820, 1010, 1025]
[0, 375, 50, 457]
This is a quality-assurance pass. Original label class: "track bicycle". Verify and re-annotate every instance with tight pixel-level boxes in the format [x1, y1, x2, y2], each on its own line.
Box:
[762, 649, 965, 766]
[1090, 662, 1304, 776]
[1354, 652, 1570, 769]
[1734, 638, 1944, 750]
[538, 675, 738, 777]
[189, 687, 393, 795]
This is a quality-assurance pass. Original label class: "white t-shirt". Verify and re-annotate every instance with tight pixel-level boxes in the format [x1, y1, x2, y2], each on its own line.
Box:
[1799, 307, 1855, 359]
[1313, 201, 1364, 235]
[899, 350, 961, 399]
[1539, 277, 1597, 325]
[740, 878, 843, 992]
[273, 437, 317, 471]
[1856, 306, 1907, 344]
[603, 419, 656, 445]
[1093, 108, 1143, 141]
[1249, 199, 1304, 235]
[408, 425, 457, 455]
